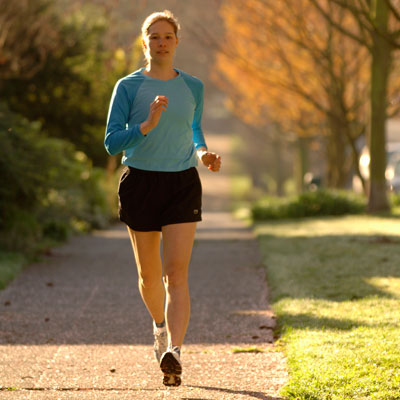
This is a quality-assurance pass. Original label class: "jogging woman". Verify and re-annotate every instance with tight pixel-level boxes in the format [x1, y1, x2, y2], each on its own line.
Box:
[104, 10, 221, 387]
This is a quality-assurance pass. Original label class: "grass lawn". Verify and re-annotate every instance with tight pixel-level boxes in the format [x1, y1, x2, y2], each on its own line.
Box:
[255, 215, 400, 400]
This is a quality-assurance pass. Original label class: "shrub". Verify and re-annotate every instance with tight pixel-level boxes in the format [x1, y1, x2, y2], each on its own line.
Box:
[391, 192, 400, 207]
[252, 190, 366, 221]
[0, 103, 111, 252]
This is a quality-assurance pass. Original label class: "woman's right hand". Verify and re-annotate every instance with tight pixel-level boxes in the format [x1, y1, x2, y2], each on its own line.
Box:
[140, 95, 168, 136]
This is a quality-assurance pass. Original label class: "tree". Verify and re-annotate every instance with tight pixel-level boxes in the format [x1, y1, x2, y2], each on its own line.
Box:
[1, 3, 132, 166]
[0, 0, 59, 80]
[213, 0, 372, 191]
[309, 0, 400, 211]
[0, 1, 146, 167]
[0, 102, 110, 251]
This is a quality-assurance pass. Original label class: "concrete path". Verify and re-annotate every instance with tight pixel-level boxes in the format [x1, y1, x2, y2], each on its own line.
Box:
[0, 133, 287, 399]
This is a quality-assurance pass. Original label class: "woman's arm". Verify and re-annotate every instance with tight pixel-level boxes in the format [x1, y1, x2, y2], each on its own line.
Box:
[104, 81, 146, 156]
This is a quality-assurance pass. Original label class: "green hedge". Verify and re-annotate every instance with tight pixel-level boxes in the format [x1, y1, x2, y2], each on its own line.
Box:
[391, 192, 400, 207]
[0, 103, 111, 252]
[252, 190, 367, 221]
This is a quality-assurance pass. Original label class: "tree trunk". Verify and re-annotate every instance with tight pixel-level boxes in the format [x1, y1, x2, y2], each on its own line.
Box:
[273, 136, 284, 196]
[347, 126, 366, 193]
[295, 137, 308, 193]
[368, 0, 391, 212]
[326, 118, 349, 188]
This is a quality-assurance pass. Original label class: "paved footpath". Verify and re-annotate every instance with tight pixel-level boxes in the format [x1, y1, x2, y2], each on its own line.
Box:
[0, 133, 287, 399]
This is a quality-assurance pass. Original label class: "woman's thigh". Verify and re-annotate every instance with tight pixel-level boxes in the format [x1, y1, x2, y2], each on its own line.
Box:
[127, 227, 162, 282]
[161, 222, 197, 285]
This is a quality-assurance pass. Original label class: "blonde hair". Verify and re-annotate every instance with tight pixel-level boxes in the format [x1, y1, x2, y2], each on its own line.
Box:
[141, 10, 180, 39]
[141, 10, 180, 64]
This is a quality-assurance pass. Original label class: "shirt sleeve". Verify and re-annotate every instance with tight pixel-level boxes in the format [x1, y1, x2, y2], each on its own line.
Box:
[192, 81, 208, 150]
[104, 80, 145, 156]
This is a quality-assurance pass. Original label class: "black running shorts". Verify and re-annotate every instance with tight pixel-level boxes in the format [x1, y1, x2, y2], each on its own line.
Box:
[118, 166, 202, 232]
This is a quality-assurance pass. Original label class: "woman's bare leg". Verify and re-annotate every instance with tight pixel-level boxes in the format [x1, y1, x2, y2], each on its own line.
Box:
[127, 228, 165, 324]
[161, 222, 197, 347]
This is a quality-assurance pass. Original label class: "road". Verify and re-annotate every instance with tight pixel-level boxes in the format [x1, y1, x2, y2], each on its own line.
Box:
[0, 132, 287, 399]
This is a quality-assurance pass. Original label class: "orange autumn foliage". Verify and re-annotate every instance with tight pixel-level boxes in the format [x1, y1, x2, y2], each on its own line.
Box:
[213, 0, 370, 139]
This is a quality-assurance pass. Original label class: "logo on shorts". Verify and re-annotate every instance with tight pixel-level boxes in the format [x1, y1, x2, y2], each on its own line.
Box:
[193, 209, 199, 215]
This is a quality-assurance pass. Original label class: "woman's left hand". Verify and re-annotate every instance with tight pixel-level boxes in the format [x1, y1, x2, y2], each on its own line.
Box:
[200, 151, 221, 172]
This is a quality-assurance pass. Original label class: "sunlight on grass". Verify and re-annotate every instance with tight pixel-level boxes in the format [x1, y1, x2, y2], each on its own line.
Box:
[255, 215, 400, 238]
[365, 277, 400, 298]
[231, 346, 264, 353]
[256, 215, 400, 400]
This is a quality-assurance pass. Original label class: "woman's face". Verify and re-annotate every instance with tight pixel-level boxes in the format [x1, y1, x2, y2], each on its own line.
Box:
[144, 20, 179, 64]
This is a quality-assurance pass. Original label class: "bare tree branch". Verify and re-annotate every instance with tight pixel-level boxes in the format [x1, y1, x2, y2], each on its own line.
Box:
[329, 0, 368, 18]
[309, 0, 372, 49]
[327, 0, 400, 49]
[384, 0, 400, 22]
[328, 0, 376, 38]
[355, 0, 371, 13]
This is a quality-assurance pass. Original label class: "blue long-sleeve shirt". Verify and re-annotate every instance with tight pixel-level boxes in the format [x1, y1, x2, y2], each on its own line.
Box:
[104, 68, 207, 172]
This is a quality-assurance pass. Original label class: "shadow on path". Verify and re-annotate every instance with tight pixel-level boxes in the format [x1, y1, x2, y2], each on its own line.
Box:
[1, 385, 285, 400]
[187, 385, 286, 400]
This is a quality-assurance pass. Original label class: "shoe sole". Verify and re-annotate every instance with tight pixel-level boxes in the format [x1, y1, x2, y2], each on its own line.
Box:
[163, 373, 181, 387]
[160, 352, 182, 387]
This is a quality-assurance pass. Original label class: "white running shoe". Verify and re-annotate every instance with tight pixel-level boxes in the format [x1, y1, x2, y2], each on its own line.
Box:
[160, 346, 182, 387]
[153, 322, 168, 363]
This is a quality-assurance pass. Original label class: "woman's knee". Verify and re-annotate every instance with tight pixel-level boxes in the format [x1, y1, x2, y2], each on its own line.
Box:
[138, 270, 163, 289]
[163, 264, 188, 288]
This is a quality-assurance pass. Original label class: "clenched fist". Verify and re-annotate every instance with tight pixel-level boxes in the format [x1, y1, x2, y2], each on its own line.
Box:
[198, 150, 221, 172]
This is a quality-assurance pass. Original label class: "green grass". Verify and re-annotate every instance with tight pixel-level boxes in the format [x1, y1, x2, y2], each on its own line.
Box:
[231, 346, 265, 353]
[255, 216, 400, 400]
[0, 252, 27, 290]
